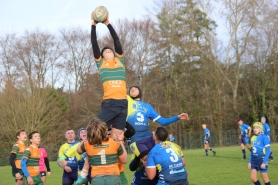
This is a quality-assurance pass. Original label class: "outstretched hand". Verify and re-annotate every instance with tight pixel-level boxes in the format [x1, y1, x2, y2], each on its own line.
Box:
[178, 113, 190, 120]
[91, 12, 97, 25]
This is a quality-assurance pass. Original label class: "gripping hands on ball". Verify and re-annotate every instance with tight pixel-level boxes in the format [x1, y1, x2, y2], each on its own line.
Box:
[91, 11, 109, 25]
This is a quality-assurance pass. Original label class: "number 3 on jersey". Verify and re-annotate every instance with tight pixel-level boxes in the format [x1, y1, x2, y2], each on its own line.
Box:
[97, 149, 107, 164]
[166, 148, 178, 162]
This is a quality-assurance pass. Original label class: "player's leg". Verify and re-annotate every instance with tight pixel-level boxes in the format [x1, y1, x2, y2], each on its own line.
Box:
[207, 139, 216, 156]
[13, 169, 24, 185]
[33, 175, 44, 185]
[62, 171, 74, 185]
[110, 100, 127, 141]
[244, 137, 252, 152]
[250, 169, 260, 185]
[203, 141, 208, 156]
[240, 137, 247, 159]
[260, 169, 270, 185]
[40, 172, 46, 185]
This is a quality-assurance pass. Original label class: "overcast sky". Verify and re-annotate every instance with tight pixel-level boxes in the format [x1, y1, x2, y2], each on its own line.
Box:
[0, 0, 154, 34]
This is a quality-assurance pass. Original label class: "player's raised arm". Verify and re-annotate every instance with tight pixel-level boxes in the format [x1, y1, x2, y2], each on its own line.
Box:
[103, 13, 123, 55]
[91, 12, 101, 59]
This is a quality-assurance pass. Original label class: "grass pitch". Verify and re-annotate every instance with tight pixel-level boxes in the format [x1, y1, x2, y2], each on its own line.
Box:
[1, 143, 277, 185]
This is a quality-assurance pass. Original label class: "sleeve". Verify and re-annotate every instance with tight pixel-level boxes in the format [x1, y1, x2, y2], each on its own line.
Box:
[44, 157, 51, 172]
[262, 136, 271, 164]
[146, 152, 156, 168]
[107, 24, 123, 55]
[148, 104, 179, 126]
[9, 153, 18, 173]
[91, 25, 101, 60]
[43, 148, 48, 157]
[80, 142, 86, 153]
[21, 149, 31, 177]
[11, 144, 19, 154]
[266, 124, 271, 134]
[20, 158, 30, 178]
[117, 143, 124, 156]
[58, 144, 65, 157]
[248, 152, 252, 163]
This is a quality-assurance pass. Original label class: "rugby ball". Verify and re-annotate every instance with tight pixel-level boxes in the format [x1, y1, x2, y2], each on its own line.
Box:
[93, 6, 108, 23]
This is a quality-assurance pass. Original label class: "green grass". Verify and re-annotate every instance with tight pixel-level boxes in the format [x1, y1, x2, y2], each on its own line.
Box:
[1, 143, 278, 185]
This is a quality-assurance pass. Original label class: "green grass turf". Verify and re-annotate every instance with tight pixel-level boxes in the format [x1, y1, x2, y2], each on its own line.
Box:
[1, 143, 277, 185]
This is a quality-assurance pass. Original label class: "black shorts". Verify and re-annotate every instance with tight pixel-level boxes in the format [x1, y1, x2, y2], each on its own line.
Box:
[98, 99, 127, 130]
[40, 171, 46, 177]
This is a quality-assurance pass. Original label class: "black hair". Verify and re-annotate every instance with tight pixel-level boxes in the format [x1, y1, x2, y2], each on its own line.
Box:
[29, 131, 39, 143]
[101, 46, 115, 58]
[155, 127, 168, 142]
[129, 86, 142, 99]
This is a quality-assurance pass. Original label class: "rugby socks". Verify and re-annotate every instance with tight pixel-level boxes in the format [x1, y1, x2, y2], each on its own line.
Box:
[242, 149, 246, 158]
[205, 149, 208, 155]
[209, 148, 215, 152]
[265, 182, 270, 185]
[254, 180, 261, 185]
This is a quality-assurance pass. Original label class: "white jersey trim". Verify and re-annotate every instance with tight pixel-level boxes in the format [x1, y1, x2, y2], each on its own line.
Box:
[153, 116, 161, 122]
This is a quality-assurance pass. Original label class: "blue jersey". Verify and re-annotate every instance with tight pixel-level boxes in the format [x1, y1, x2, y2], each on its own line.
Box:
[127, 96, 161, 143]
[58, 141, 80, 170]
[249, 134, 270, 167]
[146, 141, 188, 184]
[262, 123, 271, 136]
[239, 123, 250, 137]
[203, 128, 210, 140]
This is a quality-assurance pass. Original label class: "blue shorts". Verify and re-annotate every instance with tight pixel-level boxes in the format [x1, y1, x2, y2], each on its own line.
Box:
[130, 136, 155, 158]
[98, 99, 127, 130]
[62, 169, 78, 184]
[251, 166, 268, 173]
[240, 137, 250, 145]
[204, 137, 211, 144]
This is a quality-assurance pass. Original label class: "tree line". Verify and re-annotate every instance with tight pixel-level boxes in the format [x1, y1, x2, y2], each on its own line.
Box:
[0, 0, 278, 164]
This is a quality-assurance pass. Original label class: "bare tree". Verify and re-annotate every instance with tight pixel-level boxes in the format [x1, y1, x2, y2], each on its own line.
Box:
[59, 27, 95, 93]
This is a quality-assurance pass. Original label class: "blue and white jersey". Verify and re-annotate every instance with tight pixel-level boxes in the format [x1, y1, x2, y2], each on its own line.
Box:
[127, 96, 161, 143]
[203, 128, 210, 140]
[239, 123, 250, 137]
[262, 123, 271, 136]
[250, 134, 270, 167]
[146, 141, 188, 184]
